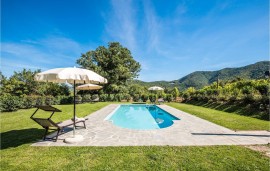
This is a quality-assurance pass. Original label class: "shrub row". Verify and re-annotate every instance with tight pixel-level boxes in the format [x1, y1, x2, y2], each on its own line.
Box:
[1, 93, 175, 112]
[0, 95, 73, 112]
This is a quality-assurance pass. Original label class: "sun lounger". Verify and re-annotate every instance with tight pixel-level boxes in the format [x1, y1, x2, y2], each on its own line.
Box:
[30, 105, 86, 141]
[157, 98, 165, 105]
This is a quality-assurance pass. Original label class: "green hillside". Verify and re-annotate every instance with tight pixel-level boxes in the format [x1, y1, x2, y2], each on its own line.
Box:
[133, 61, 270, 90]
[178, 61, 269, 89]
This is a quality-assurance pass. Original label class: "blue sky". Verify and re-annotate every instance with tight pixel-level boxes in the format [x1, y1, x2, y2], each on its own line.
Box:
[1, 0, 269, 81]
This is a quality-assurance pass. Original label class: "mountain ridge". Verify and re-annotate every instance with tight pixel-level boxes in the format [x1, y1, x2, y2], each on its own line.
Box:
[133, 61, 270, 90]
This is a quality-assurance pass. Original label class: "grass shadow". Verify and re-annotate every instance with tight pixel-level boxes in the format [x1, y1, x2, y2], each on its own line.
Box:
[1, 128, 45, 150]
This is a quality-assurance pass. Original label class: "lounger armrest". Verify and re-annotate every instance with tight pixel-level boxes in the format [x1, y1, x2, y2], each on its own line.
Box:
[71, 117, 86, 122]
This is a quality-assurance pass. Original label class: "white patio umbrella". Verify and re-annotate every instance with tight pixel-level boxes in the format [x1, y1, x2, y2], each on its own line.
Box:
[76, 83, 102, 90]
[148, 86, 164, 91]
[35, 67, 107, 143]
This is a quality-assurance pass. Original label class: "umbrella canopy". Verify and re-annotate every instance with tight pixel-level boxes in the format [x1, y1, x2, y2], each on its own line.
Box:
[34, 67, 107, 142]
[35, 67, 107, 84]
[148, 86, 164, 91]
[76, 83, 102, 90]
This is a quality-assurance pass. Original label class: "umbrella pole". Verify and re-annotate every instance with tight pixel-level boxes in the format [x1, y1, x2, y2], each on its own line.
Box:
[73, 80, 76, 137]
[64, 80, 84, 143]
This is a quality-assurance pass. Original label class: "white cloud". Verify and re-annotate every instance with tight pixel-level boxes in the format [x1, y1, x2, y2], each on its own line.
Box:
[1, 36, 89, 77]
[143, 1, 161, 53]
[104, 0, 137, 52]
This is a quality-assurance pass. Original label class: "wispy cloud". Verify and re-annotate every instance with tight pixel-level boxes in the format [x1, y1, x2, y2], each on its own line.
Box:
[142, 1, 161, 53]
[104, 0, 137, 52]
[1, 35, 88, 77]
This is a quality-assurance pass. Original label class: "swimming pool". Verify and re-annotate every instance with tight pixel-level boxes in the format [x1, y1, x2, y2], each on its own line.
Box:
[105, 104, 180, 130]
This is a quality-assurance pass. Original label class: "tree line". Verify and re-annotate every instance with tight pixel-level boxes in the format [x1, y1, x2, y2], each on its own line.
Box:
[0, 42, 178, 112]
[1, 42, 268, 121]
[0, 69, 180, 112]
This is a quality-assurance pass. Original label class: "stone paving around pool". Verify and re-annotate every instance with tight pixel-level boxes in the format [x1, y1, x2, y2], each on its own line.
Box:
[32, 104, 270, 146]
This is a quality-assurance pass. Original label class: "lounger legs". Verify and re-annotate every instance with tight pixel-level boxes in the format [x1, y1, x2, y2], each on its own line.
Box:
[74, 121, 86, 129]
[55, 129, 61, 142]
[42, 121, 86, 142]
[43, 128, 48, 140]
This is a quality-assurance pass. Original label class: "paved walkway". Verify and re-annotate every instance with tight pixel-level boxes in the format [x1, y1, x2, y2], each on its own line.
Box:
[32, 104, 270, 146]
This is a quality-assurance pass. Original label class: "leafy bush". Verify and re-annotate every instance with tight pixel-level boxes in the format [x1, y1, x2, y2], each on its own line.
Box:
[141, 94, 149, 102]
[82, 94, 92, 103]
[53, 96, 62, 105]
[107, 94, 115, 101]
[171, 87, 180, 100]
[22, 96, 36, 109]
[217, 94, 227, 101]
[123, 94, 131, 101]
[45, 95, 55, 105]
[115, 94, 124, 102]
[99, 94, 108, 102]
[0, 95, 22, 112]
[35, 96, 45, 106]
[242, 86, 254, 95]
[182, 92, 190, 100]
[166, 94, 173, 102]
[75, 95, 82, 104]
[149, 94, 157, 103]
[60, 96, 73, 104]
[132, 94, 140, 102]
[254, 81, 269, 95]
[91, 94, 99, 101]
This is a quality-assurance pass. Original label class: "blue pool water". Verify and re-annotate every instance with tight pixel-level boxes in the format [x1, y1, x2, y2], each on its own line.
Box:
[105, 105, 180, 130]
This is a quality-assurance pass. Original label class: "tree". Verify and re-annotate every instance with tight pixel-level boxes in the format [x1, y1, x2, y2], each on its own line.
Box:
[77, 42, 141, 94]
[10, 69, 41, 95]
[0, 69, 70, 97]
[171, 87, 180, 100]
[128, 84, 145, 97]
[0, 71, 6, 82]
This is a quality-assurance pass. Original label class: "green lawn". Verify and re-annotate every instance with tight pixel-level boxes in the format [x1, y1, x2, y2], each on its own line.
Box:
[167, 102, 270, 131]
[2, 145, 269, 170]
[1, 102, 269, 170]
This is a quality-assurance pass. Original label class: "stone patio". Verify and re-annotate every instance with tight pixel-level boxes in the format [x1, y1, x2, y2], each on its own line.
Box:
[32, 104, 270, 146]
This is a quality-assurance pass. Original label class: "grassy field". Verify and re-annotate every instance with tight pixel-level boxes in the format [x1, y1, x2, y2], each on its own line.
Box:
[167, 102, 270, 131]
[1, 102, 269, 170]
